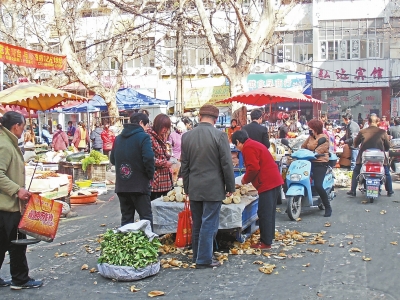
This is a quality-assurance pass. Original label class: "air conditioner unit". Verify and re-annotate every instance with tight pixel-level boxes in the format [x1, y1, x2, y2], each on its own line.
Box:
[212, 66, 222, 74]
[160, 67, 171, 75]
[199, 66, 212, 75]
[110, 70, 116, 76]
[252, 63, 265, 73]
[133, 68, 146, 76]
[269, 65, 277, 73]
[184, 67, 198, 75]
[147, 68, 158, 75]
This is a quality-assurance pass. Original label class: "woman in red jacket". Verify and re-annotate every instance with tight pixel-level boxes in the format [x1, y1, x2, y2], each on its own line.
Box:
[232, 130, 283, 249]
[101, 124, 115, 170]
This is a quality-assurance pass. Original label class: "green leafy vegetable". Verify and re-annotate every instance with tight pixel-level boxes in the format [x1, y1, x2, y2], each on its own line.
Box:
[98, 230, 161, 269]
[80, 150, 109, 171]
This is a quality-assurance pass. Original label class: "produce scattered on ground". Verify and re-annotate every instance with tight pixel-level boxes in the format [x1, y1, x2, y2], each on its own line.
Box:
[98, 230, 161, 269]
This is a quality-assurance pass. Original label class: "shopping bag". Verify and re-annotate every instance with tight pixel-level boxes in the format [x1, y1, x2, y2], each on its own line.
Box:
[175, 197, 192, 248]
[18, 194, 62, 242]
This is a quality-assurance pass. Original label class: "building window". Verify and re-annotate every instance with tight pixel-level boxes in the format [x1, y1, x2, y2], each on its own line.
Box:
[318, 18, 384, 60]
[271, 30, 313, 64]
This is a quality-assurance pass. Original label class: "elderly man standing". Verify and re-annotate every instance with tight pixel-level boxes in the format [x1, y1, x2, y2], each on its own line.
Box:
[181, 104, 235, 269]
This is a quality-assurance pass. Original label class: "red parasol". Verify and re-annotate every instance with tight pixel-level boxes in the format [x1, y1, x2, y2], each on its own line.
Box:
[218, 87, 325, 106]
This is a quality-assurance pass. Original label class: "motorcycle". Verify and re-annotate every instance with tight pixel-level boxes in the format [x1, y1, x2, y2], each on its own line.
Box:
[357, 149, 386, 203]
[281, 138, 337, 220]
[389, 138, 400, 175]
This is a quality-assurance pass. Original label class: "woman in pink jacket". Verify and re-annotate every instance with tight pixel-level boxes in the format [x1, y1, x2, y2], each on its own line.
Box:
[72, 121, 90, 151]
[52, 124, 69, 151]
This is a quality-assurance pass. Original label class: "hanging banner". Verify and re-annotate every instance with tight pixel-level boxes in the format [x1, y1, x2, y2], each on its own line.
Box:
[0, 42, 66, 71]
[184, 86, 230, 108]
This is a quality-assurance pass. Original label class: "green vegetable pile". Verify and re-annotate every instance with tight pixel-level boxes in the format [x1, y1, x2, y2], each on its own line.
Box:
[98, 230, 161, 269]
[81, 150, 109, 171]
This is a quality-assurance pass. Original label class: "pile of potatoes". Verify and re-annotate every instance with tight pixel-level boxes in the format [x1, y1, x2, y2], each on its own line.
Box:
[222, 186, 249, 205]
[163, 179, 186, 202]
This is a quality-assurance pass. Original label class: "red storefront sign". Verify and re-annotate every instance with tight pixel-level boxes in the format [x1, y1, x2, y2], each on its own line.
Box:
[0, 42, 66, 71]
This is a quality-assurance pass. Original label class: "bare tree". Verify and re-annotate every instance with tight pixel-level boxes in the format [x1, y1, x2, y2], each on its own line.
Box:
[0, 0, 163, 124]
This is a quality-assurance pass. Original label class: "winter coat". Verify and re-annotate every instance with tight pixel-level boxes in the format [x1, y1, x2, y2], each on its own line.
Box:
[354, 125, 390, 165]
[41, 129, 52, 145]
[242, 121, 270, 149]
[0, 126, 25, 212]
[110, 123, 155, 194]
[147, 128, 173, 193]
[52, 130, 69, 151]
[241, 138, 283, 194]
[342, 120, 360, 149]
[90, 128, 104, 149]
[181, 122, 235, 202]
[301, 133, 329, 163]
[101, 129, 115, 151]
[168, 130, 183, 160]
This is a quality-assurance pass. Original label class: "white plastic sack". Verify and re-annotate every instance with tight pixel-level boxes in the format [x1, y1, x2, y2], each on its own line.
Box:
[97, 262, 160, 281]
[115, 220, 158, 242]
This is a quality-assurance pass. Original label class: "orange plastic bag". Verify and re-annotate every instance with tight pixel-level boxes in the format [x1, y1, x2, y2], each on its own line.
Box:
[175, 198, 192, 248]
[18, 194, 62, 242]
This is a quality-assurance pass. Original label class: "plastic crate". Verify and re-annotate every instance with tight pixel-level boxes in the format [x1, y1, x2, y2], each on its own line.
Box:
[88, 164, 107, 181]
[58, 162, 88, 181]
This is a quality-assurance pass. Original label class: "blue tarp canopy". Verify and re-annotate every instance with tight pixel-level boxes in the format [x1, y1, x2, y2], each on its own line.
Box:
[61, 88, 169, 112]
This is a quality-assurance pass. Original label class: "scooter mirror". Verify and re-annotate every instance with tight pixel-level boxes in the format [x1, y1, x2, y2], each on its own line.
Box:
[281, 139, 289, 146]
[317, 137, 327, 146]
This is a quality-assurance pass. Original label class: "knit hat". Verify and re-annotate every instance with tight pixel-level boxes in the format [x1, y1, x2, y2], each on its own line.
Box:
[199, 104, 219, 118]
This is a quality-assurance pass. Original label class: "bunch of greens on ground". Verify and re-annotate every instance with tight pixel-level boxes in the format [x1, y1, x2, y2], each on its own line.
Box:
[98, 230, 161, 268]
[81, 150, 109, 171]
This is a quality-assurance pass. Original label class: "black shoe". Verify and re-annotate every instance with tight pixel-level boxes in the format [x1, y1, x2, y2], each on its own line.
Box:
[324, 207, 332, 217]
[346, 191, 356, 197]
[196, 259, 221, 269]
[0, 278, 11, 287]
[388, 191, 395, 197]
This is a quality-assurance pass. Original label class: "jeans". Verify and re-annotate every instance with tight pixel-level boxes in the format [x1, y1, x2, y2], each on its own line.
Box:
[350, 164, 393, 194]
[258, 186, 280, 245]
[190, 201, 221, 265]
[117, 192, 153, 229]
[0, 211, 30, 285]
[350, 149, 359, 171]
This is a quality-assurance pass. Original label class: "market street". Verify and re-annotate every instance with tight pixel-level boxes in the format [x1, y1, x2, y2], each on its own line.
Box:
[1, 182, 400, 300]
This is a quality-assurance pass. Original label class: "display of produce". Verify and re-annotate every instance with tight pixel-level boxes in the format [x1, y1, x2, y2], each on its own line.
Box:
[98, 230, 161, 269]
[66, 152, 86, 162]
[222, 185, 257, 205]
[81, 150, 109, 171]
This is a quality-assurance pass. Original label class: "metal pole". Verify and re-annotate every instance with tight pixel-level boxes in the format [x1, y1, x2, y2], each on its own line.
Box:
[175, 0, 183, 116]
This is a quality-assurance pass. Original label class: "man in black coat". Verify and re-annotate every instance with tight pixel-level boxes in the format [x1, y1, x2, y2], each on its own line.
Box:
[242, 109, 270, 149]
[110, 113, 155, 228]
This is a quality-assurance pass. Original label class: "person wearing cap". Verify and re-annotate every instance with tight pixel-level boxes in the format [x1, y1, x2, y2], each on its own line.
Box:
[378, 115, 389, 132]
[181, 104, 235, 269]
[242, 109, 270, 149]
[41, 124, 52, 146]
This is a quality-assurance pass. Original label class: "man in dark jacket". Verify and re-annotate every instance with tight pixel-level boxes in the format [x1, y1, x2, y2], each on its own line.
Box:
[110, 113, 155, 227]
[347, 115, 393, 197]
[242, 109, 270, 149]
[232, 130, 283, 249]
[181, 104, 235, 269]
[341, 113, 360, 171]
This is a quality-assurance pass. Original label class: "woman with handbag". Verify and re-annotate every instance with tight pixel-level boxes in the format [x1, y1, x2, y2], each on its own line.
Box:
[0, 111, 43, 289]
[147, 114, 174, 200]
[72, 121, 90, 152]
[52, 124, 69, 151]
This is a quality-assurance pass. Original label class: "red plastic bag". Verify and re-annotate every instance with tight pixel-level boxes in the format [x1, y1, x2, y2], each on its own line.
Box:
[18, 194, 62, 242]
[175, 198, 192, 248]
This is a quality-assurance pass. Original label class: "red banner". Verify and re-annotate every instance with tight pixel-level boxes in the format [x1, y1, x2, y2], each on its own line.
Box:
[0, 42, 66, 71]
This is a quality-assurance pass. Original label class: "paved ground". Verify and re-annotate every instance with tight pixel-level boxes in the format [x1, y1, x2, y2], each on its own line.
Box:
[1, 174, 400, 300]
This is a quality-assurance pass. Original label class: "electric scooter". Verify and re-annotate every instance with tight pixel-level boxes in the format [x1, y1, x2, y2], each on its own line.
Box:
[281, 138, 337, 220]
[358, 149, 386, 203]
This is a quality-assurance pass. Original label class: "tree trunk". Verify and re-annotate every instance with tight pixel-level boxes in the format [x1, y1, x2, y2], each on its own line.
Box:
[227, 71, 249, 113]
[102, 90, 120, 125]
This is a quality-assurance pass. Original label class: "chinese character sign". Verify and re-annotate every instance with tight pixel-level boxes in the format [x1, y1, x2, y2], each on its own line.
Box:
[0, 42, 66, 71]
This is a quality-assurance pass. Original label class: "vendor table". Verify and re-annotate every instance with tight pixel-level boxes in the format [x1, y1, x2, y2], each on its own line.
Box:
[152, 195, 259, 242]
